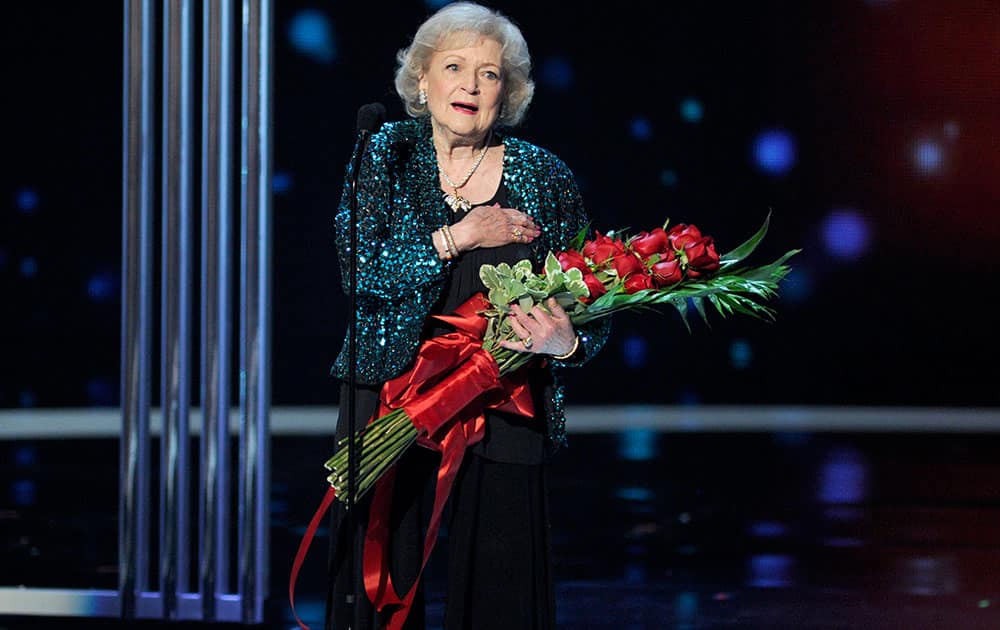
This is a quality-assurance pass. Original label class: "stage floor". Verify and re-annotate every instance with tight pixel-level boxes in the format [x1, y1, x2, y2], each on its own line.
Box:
[3, 417, 1000, 629]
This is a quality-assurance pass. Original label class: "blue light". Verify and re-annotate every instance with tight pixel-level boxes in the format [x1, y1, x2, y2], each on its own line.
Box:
[779, 266, 813, 304]
[749, 554, 794, 587]
[752, 129, 797, 176]
[540, 56, 573, 92]
[14, 446, 37, 468]
[615, 486, 654, 502]
[86, 378, 116, 406]
[630, 117, 653, 142]
[423, 0, 452, 8]
[272, 171, 293, 194]
[679, 98, 703, 123]
[621, 334, 648, 368]
[19, 390, 36, 408]
[16, 187, 39, 213]
[619, 428, 657, 461]
[729, 339, 752, 370]
[660, 169, 678, 188]
[819, 448, 867, 504]
[821, 209, 871, 261]
[19, 257, 38, 278]
[749, 521, 787, 538]
[12, 480, 37, 506]
[87, 270, 118, 302]
[914, 139, 943, 175]
[287, 10, 336, 63]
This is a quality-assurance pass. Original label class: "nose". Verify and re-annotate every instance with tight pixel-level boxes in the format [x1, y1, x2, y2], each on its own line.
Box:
[460, 69, 479, 94]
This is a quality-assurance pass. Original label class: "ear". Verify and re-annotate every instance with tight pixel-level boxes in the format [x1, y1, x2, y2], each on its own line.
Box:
[418, 74, 427, 93]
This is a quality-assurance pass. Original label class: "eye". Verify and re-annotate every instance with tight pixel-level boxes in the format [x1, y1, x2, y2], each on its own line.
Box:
[483, 70, 500, 81]
[445, 63, 459, 71]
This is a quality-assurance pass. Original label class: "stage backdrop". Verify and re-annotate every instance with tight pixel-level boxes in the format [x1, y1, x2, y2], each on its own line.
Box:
[3, 0, 999, 411]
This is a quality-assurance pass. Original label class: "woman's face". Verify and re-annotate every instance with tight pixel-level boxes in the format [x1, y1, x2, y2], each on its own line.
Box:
[420, 33, 504, 142]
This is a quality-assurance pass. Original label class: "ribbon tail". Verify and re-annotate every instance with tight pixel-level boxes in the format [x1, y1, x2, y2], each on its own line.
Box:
[289, 486, 338, 630]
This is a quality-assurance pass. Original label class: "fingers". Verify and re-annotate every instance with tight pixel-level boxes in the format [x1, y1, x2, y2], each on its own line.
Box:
[509, 304, 541, 336]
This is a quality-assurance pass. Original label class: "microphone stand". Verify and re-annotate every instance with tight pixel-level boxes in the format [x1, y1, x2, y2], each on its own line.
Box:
[345, 102, 384, 630]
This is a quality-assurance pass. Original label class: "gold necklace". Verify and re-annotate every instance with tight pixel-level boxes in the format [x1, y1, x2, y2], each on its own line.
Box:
[439, 131, 491, 212]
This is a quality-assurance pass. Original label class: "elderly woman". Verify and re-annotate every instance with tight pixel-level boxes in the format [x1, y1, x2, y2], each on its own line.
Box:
[327, 3, 610, 629]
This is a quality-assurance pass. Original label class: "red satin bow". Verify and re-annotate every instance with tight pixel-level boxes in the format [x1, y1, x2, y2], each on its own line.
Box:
[363, 293, 535, 630]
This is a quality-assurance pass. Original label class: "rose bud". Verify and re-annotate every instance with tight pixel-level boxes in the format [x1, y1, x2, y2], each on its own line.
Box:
[581, 272, 607, 303]
[584, 232, 625, 266]
[631, 227, 670, 257]
[623, 273, 654, 294]
[651, 258, 683, 286]
[611, 252, 644, 278]
[557, 250, 589, 273]
[667, 223, 704, 250]
[685, 237, 720, 278]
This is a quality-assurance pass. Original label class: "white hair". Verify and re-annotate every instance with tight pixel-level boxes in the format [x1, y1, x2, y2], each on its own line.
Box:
[394, 2, 535, 127]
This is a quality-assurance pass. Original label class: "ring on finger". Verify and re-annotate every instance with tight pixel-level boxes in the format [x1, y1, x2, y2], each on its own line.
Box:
[522, 336, 533, 349]
[513, 227, 523, 239]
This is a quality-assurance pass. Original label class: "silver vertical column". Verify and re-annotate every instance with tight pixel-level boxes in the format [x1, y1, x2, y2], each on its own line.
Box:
[120, 0, 155, 620]
[238, 0, 273, 623]
[161, 0, 194, 620]
[199, 0, 235, 621]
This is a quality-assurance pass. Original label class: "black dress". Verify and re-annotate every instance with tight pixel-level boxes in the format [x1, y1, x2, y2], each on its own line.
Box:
[326, 182, 555, 630]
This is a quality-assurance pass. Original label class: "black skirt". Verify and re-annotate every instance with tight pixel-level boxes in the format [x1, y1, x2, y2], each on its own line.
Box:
[325, 383, 555, 630]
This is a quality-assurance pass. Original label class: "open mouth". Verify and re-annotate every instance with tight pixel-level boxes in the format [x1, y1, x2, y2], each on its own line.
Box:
[451, 102, 479, 115]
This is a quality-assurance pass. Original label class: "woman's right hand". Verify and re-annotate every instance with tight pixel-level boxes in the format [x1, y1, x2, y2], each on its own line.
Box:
[449, 203, 541, 251]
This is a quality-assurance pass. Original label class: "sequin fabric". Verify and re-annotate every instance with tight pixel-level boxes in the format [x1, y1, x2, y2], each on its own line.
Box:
[332, 117, 611, 446]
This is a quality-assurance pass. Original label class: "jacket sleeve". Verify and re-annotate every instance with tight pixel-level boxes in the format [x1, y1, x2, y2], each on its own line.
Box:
[546, 159, 611, 368]
[334, 136, 447, 301]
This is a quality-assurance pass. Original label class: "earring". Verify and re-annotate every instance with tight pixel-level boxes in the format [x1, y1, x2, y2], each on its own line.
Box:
[418, 89, 427, 105]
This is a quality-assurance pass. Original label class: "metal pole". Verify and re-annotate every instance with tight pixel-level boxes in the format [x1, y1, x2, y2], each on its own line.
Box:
[200, 0, 235, 620]
[238, 0, 273, 622]
[161, 0, 194, 619]
[120, 0, 154, 620]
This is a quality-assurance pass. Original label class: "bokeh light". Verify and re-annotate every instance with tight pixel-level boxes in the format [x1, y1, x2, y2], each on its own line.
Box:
[630, 117, 653, 142]
[752, 129, 797, 176]
[287, 9, 336, 63]
[272, 171, 293, 194]
[540, 56, 573, 92]
[621, 334, 648, 369]
[913, 139, 943, 175]
[87, 270, 118, 302]
[16, 187, 39, 214]
[729, 339, 752, 370]
[821, 209, 871, 261]
[659, 169, 679, 188]
[619, 428, 658, 461]
[679, 97, 703, 123]
[19, 257, 38, 278]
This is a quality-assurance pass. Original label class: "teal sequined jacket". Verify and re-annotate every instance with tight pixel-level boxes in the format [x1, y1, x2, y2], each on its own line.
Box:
[332, 117, 610, 446]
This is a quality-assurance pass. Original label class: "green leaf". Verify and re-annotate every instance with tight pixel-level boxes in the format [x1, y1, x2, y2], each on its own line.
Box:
[568, 224, 590, 252]
[480, 265, 501, 291]
[719, 210, 771, 269]
[544, 252, 563, 278]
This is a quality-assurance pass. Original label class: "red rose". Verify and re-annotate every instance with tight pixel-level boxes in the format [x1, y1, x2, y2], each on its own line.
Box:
[650, 258, 683, 286]
[611, 251, 644, 278]
[581, 272, 607, 303]
[684, 237, 721, 278]
[623, 273, 654, 294]
[667, 224, 704, 250]
[557, 250, 589, 273]
[582, 232, 625, 266]
[631, 228, 670, 258]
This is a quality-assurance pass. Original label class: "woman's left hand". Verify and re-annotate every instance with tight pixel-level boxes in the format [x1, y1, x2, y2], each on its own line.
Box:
[498, 297, 577, 356]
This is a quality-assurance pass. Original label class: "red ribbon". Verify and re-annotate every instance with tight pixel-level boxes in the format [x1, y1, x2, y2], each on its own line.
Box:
[364, 294, 534, 630]
[288, 294, 534, 630]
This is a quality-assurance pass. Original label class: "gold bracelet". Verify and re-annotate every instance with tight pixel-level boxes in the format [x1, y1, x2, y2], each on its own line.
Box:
[436, 229, 453, 260]
[441, 224, 460, 258]
[552, 335, 580, 361]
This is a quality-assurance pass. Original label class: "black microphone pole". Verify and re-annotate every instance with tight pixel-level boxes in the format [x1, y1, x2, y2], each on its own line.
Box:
[345, 101, 385, 630]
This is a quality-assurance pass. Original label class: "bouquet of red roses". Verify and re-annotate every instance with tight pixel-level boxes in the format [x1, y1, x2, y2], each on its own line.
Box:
[290, 213, 798, 630]
[325, 213, 799, 501]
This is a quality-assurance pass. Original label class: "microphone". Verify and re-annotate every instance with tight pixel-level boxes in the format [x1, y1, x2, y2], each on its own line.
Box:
[344, 101, 385, 629]
[356, 101, 386, 135]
